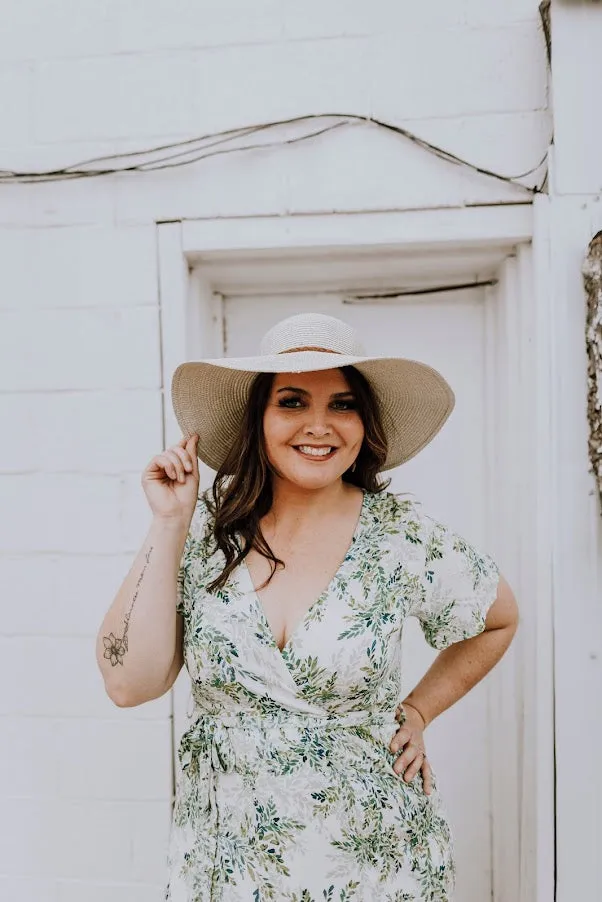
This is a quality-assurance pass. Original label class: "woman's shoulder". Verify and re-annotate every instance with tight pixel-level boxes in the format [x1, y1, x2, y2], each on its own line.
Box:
[364, 489, 432, 542]
[366, 488, 425, 521]
[368, 490, 486, 548]
[187, 491, 215, 541]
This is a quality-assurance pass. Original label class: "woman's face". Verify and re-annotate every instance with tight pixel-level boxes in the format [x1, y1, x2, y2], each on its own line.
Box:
[262, 369, 365, 491]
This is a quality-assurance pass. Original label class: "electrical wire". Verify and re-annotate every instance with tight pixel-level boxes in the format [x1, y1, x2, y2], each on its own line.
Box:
[345, 279, 498, 302]
[0, 113, 549, 192]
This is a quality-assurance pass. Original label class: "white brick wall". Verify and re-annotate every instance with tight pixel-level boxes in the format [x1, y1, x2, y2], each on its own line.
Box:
[0, 223, 168, 897]
[0, 1, 549, 898]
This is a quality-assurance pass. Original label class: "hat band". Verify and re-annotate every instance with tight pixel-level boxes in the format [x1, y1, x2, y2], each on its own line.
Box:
[278, 346, 343, 355]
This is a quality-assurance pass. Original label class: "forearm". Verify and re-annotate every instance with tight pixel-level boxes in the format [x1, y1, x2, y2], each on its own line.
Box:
[96, 516, 188, 706]
[403, 624, 516, 727]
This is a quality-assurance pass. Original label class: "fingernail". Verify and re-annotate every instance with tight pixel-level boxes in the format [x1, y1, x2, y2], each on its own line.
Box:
[184, 463, 192, 472]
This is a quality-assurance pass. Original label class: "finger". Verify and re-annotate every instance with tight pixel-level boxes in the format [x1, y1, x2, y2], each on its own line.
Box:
[170, 445, 194, 473]
[185, 435, 200, 476]
[158, 451, 183, 483]
[393, 744, 423, 776]
[421, 757, 434, 795]
[145, 454, 175, 481]
[389, 727, 411, 754]
[164, 448, 186, 482]
[402, 748, 426, 783]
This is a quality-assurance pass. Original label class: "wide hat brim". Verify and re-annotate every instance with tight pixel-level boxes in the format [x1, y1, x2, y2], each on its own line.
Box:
[171, 350, 455, 472]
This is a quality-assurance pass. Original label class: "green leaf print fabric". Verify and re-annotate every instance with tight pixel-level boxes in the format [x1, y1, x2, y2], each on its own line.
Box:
[166, 491, 500, 902]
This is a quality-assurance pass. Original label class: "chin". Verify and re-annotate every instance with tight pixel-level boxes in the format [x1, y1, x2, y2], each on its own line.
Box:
[277, 464, 348, 491]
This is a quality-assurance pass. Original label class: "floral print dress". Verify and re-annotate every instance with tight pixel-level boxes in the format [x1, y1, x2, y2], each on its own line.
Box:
[165, 490, 500, 902]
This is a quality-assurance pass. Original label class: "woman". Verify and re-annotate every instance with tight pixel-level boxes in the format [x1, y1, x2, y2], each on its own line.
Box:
[97, 312, 518, 902]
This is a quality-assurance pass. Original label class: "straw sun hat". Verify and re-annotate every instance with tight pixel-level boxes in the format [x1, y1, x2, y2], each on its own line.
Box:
[171, 312, 455, 472]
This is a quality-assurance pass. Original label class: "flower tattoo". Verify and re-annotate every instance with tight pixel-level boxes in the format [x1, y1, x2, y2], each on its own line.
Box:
[103, 632, 128, 666]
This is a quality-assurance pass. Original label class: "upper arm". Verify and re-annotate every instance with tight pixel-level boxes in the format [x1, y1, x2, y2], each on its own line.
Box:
[484, 573, 519, 632]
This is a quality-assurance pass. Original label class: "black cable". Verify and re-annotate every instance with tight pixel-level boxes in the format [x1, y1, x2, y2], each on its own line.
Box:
[0, 113, 548, 191]
[344, 280, 498, 301]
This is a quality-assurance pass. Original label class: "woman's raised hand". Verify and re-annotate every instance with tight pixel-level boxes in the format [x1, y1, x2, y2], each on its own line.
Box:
[142, 435, 200, 525]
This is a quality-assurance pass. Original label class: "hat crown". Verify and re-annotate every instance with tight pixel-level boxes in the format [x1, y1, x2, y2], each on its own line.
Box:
[260, 313, 366, 357]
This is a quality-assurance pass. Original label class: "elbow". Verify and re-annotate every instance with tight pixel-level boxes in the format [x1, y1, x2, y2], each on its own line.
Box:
[104, 678, 168, 709]
[107, 685, 139, 708]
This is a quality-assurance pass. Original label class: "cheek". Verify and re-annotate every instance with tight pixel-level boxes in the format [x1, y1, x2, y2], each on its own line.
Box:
[343, 414, 365, 446]
[262, 409, 290, 454]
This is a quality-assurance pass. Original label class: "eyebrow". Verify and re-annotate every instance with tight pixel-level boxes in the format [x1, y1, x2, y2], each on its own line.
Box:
[276, 386, 355, 398]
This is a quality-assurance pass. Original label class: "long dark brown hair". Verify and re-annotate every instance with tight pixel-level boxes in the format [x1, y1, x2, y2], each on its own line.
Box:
[205, 366, 389, 592]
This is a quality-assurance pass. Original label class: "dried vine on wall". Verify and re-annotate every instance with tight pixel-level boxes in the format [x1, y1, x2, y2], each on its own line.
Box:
[582, 232, 602, 514]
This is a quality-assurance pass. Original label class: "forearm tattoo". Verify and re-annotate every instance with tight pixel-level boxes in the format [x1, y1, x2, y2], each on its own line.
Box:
[103, 546, 154, 666]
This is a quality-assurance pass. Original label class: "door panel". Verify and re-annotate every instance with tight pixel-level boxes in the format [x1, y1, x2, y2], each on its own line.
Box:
[225, 291, 492, 902]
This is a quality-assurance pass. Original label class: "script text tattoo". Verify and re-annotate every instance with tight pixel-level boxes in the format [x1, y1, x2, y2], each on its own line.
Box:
[102, 547, 154, 666]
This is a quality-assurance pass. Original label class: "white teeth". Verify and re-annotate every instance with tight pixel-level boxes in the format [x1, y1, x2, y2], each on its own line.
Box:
[297, 445, 333, 457]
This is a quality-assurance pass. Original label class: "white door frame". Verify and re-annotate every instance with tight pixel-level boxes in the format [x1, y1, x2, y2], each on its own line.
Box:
[156, 202, 555, 902]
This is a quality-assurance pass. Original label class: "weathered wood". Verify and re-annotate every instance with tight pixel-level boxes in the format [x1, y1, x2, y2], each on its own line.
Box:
[582, 231, 602, 515]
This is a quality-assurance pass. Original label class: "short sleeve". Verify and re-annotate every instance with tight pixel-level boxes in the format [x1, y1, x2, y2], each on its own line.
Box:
[175, 496, 210, 619]
[409, 514, 500, 650]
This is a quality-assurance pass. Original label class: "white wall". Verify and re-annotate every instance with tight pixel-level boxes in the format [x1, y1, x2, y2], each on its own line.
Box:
[0, 1, 549, 899]
[548, 4, 602, 900]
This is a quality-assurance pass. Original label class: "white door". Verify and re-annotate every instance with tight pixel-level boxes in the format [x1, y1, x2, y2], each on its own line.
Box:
[223, 289, 494, 902]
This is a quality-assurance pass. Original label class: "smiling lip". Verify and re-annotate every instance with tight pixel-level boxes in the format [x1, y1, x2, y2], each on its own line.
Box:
[293, 445, 337, 460]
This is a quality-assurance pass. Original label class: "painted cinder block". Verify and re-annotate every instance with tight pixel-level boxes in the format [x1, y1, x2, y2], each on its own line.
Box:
[279, 0, 539, 36]
[31, 25, 545, 145]
[34, 54, 198, 143]
[0, 0, 113, 63]
[369, 23, 546, 121]
[0, 636, 170, 718]
[113, 0, 285, 53]
[1, 716, 171, 800]
[0, 225, 158, 311]
[281, 121, 529, 215]
[0, 0, 540, 65]
[1, 552, 154, 638]
[0, 473, 151, 554]
[113, 113, 542, 224]
[0, 390, 163, 473]
[0, 63, 33, 147]
[0, 307, 161, 392]
[56, 881, 165, 902]
[0, 174, 118, 228]
[191, 38, 373, 135]
[0, 796, 171, 881]
[0, 875, 58, 902]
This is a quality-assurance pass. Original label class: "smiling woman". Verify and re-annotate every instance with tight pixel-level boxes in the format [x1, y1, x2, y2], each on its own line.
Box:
[96, 312, 518, 902]
[204, 365, 386, 597]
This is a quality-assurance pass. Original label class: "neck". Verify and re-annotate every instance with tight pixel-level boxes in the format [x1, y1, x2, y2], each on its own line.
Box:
[268, 478, 352, 525]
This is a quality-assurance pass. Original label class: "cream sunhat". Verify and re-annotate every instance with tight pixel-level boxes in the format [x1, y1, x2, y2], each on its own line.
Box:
[171, 312, 455, 472]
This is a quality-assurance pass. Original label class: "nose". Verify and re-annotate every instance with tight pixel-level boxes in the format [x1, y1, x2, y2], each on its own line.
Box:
[302, 405, 333, 437]
[304, 423, 331, 437]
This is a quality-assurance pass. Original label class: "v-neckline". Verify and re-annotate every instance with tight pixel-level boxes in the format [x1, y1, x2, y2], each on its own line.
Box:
[240, 490, 368, 657]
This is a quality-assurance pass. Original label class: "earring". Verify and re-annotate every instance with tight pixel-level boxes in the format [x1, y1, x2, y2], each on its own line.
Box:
[351, 461, 357, 473]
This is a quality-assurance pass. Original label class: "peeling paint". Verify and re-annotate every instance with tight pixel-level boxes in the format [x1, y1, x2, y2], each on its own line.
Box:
[582, 231, 602, 514]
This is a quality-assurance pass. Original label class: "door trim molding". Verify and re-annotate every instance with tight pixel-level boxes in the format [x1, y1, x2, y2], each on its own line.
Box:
[157, 202, 554, 901]
[181, 206, 533, 256]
